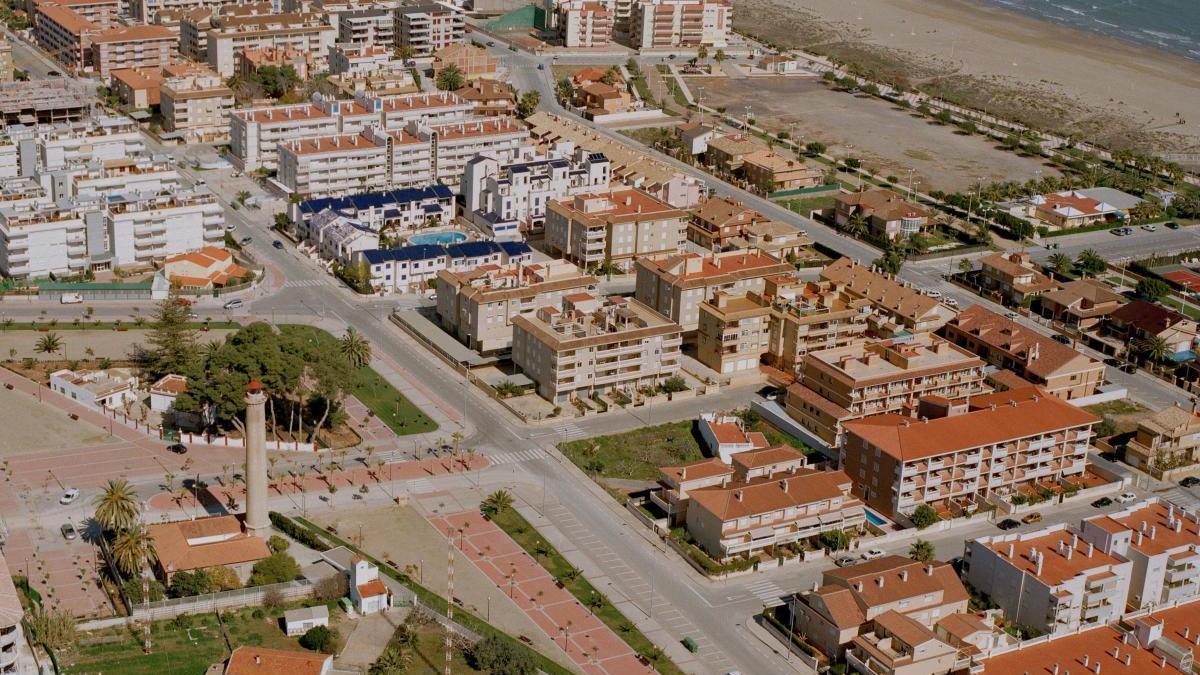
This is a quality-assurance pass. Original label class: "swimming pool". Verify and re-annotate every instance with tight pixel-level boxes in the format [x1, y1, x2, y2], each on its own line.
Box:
[409, 231, 467, 246]
[864, 509, 888, 527]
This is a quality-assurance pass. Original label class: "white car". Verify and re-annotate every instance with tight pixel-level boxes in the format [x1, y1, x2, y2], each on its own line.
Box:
[925, 290, 942, 299]
[945, 298, 960, 308]
[59, 488, 80, 505]
[861, 547, 885, 561]
[1005, 311, 1019, 320]
[223, 298, 244, 310]
[1115, 492, 1138, 504]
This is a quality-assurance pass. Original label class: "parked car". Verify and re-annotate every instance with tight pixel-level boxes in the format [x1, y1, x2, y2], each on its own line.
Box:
[1166, 221, 1180, 229]
[945, 298, 960, 308]
[924, 289, 942, 299]
[1115, 491, 1138, 504]
[1022, 512, 1043, 524]
[537, 63, 545, 70]
[60, 488, 79, 505]
[239, 236, 252, 245]
[1005, 311, 1019, 320]
[1104, 358, 1123, 367]
[223, 298, 244, 310]
[225, 223, 236, 231]
[1121, 363, 1138, 374]
[167, 443, 187, 454]
[1092, 497, 1113, 507]
[997, 518, 1020, 530]
[1052, 334, 1072, 345]
[272, 240, 284, 249]
[860, 547, 885, 561]
[60, 293, 82, 304]
[834, 555, 857, 567]
[60, 523, 77, 540]
[1142, 224, 1158, 232]
[1181, 476, 1200, 488]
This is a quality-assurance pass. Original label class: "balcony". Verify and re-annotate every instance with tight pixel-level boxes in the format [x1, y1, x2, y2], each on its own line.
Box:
[1167, 564, 1200, 585]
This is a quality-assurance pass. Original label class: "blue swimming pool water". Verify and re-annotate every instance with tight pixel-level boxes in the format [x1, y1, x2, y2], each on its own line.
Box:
[409, 231, 467, 246]
[865, 510, 887, 527]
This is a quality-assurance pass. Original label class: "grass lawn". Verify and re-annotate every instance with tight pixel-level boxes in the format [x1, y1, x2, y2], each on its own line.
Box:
[387, 619, 482, 674]
[1086, 399, 1151, 435]
[64, 602, 339, 675]
[559, 417, 818, 481]
[0, 321, 240, 331]
[279, 325, 436, 435]
[489, 507, 684, 674]
[780, 195, 836, 215]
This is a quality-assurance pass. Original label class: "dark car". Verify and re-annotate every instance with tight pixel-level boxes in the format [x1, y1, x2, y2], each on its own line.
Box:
[1121, 363, 1138, 374]
[997, 518, 1020, 530]
[1092, 497, 1113, 508]
[1104, 358, 1123, 367]
[1166, 221, 1180, 230]
[273, 240, 284, 249]
[487, 41, 495, 47]
[168, 443, 187, 454]
[1052, 334, 1072, 345]
[240, 236, 252, 245]
[537, 63, 545, 70]
[1182, 476, 1200, 488]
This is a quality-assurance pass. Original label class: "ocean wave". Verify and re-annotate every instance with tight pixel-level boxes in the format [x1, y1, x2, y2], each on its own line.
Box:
[1140, 29, 1196, 45]
[1049, 2, 1088, 17]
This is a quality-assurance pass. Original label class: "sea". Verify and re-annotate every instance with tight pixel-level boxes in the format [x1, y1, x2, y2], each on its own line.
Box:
[980, 0, 1200, 61]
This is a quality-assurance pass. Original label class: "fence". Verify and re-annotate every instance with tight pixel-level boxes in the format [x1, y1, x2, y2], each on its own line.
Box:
[98, 406, 317, 452]
[768, 184, 840, 200]
[131, 579, 316, 622]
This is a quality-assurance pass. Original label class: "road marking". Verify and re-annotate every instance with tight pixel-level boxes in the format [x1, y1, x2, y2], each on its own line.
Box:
[489, 448, 548, 465]
[283, 279, 331, 288]
[744, 579, 787, 607]
[531, 420, 586, 440]
[406, 478, 434, 493]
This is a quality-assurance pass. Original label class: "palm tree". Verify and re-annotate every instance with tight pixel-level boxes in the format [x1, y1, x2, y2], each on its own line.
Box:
[111, 525, 157, 577]
[843, 213, 868, 238]
[94, 479, 140, 532]
[1046, 253, 1073, 278]
[340, 328, 371, 368]
[908, 539, 935, 563]
[35, 332, 62, 357]
[369, 647, 411, 675]
[481, 489, 514, 516]
[1076, 249, 1108, 278]
[1135, 336, 1171, 372]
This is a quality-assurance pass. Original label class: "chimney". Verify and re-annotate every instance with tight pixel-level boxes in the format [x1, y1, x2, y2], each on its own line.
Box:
[255, 655, 262, 665]
[1083, 655, 1090, 667]
[854, 581, 863, 592]
[1124, 655, 1132, 666]
[1151, 526, 1157, 540]
[680, 467, 687, 479]
[876, 576, 885, 588]
[1058, 540, 1065, 556]
[1087, 542, 1094, 558]
[1008, 543, 1015, 558]
[900, 570, 908, 582]
[925, 563, 934, 576]
[1094, 663, 1101, 675]
[781, 479, 789, 493]
[1072, 533, 1079, 549]
[734, 489, 743, 502]
[1066, 545, 1073, 561]
[1036, 553, 1044, 577]
[1177, 519, 1183, 533]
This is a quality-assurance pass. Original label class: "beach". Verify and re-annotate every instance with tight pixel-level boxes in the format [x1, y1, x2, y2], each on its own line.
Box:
[736, 0, 1200, 158]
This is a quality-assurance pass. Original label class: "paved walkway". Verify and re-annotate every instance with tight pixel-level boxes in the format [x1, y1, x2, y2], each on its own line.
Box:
[428, 511, 649, 675]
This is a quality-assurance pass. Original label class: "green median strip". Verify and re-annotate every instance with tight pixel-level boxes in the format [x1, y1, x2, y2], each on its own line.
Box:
[489, 507, 687, 675]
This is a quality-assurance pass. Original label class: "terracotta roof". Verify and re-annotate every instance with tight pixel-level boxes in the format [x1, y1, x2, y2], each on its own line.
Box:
[873, 610, 940, 648]
[150, 373, 187, 395]
[357, 579, 388, 598]
[730, 445, 806, 472]
[707, 419, 750, 445]
[91, 24, 176, 42]
[935, 612, 992, 644]
[110, 66, 164, 89]
[987, 368, 1035, 391]
[1141, 404, 1200, 436]
[978, 622, 1174, 674]
[688, 469, 855, 521]
[843, 386, 1097, 461]
[36, 3, 97, 34]
[983, 526, 1124, 586]
[1094, 499, 1200, 557]
[1040, 279, 1122, 316]
[1110, 299, 1191, 334]
[550, 188, 683, 223]
[809, 585, 865, 629]
[820, 257, 944, 322]
[822, 556, 968, 614]
[225, 646, 331, 675]
[691, 196, 764, 228]
[835, 188, 929, 221]
[948, 305, 1101, 380]
[637, 251, 792, 289]
[148, 515, 270, 574]
[786, 382, 851, 420]
[659, 457, 732, 484]
[979, 253, 1059, 294]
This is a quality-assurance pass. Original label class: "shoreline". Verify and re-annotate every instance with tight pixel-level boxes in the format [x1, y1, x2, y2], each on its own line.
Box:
[745, 0, 1200, 155]
[971, 0, 1200, 65]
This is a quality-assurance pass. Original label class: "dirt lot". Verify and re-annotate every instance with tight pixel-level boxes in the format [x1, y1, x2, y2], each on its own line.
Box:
[0, 328, 236, 360]
[0, 386, 109, 455]
[686, 76, 1060, 192]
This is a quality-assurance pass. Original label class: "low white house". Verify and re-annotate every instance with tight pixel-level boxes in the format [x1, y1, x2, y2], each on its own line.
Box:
[283, 605, 329, 636]
[49, 368, 139, 409]
[149, 374, 187, 412]
[349, 557, 390, 614]
[698, 412, 769, 463]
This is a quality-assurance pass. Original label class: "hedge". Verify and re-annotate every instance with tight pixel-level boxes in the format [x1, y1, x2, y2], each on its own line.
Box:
[269, 511, 330, 552]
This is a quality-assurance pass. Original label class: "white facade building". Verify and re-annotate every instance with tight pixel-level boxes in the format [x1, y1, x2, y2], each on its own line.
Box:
[49, 368, 139, 409]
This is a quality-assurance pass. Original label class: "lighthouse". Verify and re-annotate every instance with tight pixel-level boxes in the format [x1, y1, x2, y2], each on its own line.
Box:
[244, 380, 269, 538]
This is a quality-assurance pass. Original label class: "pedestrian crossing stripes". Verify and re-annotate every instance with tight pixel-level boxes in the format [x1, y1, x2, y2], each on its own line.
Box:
[532, 420, 586, 441]
[284, 279, 330, 288]
[406, 478, 434, 493]
[1163, 487, 1200, 512]
[489, 448, 547, 465]
[744, 579, 786, 607]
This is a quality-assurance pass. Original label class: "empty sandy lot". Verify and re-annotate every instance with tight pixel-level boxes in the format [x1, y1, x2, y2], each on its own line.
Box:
[0, 387, 109, 455]
[686, 76, 1059, 192]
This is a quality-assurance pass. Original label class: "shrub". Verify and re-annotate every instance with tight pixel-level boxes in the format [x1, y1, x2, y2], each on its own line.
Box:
[249, 552, 300, 586]
[121, 578, 165, 605]
[299, 625, 339, 653]
[910, 504, 940, 530]
[269, 512, 330, 551]
[469, 634, 536, 675]
[169, 570, 212, 598]
[267, 535, 290, 553]
[313, 574, 348, 603]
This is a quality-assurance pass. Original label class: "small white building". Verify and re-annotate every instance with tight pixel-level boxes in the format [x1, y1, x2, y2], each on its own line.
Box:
[349, 557, 390, 615]
[359, 240, 532, 294]
[149, 374, 187, 412]
[50, 368, 139, 409]
[698, 412, 770, 463]
[283, 605, 330, 636]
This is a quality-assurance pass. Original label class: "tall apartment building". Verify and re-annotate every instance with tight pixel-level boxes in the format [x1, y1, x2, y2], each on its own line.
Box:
[820, 257, 956, 336]
[461, 143, 611, 240]
[436, 259, 599, 353]
[0, 186, 224, 278]
[1080, 497, 1200, 609]
[784, 334, 988, 447]
[14, 115, 145, 174]
[0, 37, 13, 84]
[33, 2, 100, 73]
[276, 118, 530, 199]
[688, 195, 776, 251]
[696, 290, 771, 378]
[761, 276, 873, 374]
[966, 524, 1132, 635]
[338, 7, 395, 45]
[1, 549, 36, 674]
[546, 0, 614, 48]
[0, 80, 91, 126]
[132, 0, 243, 22]
[942, 305, 1106, 401]
[841, 386, 1098, 520]
[545, 187, 688, 272]
[178, 1, 273, 62]
[205, 12, 336, 76]
[329, 44, 402, 76]
[634, 249, 793, 332]
[229, 91, 473, 172]
[159, 67, 234, 143]
[395, 3, 464, 57]
[89, 26, 177, 80]
[629, 0, 731, 49]
[512, 293, 683, 403]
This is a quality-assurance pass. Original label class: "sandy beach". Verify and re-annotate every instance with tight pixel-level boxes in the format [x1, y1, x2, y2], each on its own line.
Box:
[736, 0, 1200, 158]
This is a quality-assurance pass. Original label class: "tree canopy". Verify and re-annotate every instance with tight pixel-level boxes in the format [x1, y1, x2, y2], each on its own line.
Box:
[469, 635, 536, 675]
[251, 65, 302, 99]
[435, 64, 464, 91]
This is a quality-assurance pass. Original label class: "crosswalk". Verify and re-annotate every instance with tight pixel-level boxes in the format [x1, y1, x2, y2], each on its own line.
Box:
[531, 420, 587, 441]
[405, 478, 433, 493]
[284, 279, 331, 288]
[1162, 487, 1200, 512]
[744, 579, 787, 608]
[489, 448, 547, 465]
